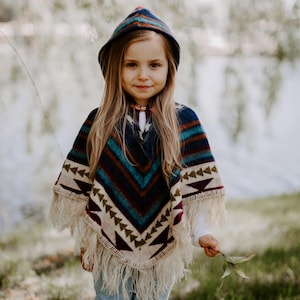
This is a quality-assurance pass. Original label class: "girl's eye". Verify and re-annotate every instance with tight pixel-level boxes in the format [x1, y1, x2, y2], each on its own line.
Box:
[150, 63, 160, 68]
[125, 62, 137, 68]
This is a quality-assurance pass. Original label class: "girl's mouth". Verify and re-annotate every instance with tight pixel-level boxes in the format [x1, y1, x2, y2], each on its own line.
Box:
[135, 85, 150, 89]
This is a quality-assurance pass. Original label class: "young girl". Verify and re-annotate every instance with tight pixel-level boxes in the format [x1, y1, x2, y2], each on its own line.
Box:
[49, 7, 226, 300]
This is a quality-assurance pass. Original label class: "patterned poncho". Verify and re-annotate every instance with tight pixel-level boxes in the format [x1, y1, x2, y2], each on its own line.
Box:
[49, 103, 225, 300]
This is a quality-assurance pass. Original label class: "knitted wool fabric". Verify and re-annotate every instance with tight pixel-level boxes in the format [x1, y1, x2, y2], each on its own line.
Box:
[49, 104, 225, 300]
[98, 7, 180, 75]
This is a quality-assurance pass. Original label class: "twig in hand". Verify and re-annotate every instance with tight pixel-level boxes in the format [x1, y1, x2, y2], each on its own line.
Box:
[218, 251, 256, 279]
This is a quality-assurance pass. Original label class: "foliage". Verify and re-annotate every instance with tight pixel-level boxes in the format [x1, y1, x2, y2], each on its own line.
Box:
[220, 252, 256, 279]
[0, 258, 32, 290]
[220, 0, 300, 141]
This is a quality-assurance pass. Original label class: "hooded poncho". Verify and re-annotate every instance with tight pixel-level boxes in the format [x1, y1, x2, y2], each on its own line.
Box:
[98, 6, 180, 76]
[49, 103, 225, 300]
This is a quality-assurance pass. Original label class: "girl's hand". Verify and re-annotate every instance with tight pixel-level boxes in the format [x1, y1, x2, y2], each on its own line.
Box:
[199, 234, 220, 257]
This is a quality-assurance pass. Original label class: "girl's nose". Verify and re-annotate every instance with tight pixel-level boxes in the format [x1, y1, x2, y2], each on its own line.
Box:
[137, 67, 148, 80]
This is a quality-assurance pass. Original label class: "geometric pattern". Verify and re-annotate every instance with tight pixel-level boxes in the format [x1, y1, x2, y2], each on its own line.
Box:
[94, 118, 170, 235]
[54, 104, 224, 267]
[58, 161, 91, 196]
[181, 163, 223, 199]
[181, 162, 223, 199]
[88, 184, 174, 250]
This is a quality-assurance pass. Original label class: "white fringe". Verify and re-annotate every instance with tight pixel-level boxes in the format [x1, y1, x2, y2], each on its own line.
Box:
[72, 217, 194, 300]
[183, 190, 226, 237]
[48, 186, 88, 231]
[49, 185, 225, 300]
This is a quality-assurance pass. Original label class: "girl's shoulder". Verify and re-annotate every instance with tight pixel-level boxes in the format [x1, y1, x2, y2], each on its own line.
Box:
[87, 108, 99, 121]
[175, 103, 200, 125]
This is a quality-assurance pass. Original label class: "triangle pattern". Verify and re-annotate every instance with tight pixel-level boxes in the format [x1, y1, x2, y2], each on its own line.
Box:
[184, 178, 213, 197]
[149, 226, 170, 246]
[115, 232, 133, 251]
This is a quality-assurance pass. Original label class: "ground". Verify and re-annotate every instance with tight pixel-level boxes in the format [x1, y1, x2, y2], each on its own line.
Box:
[1, 193, 299, 300]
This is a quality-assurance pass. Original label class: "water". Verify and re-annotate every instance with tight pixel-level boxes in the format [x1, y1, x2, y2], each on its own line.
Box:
[195, 56, 300, 199]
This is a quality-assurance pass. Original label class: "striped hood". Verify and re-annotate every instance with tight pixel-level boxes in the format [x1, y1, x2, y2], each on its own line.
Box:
[98, 7, 180, 75]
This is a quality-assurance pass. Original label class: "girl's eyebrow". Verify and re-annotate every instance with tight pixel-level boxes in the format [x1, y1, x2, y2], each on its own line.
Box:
[123, 58, 164, 62]
[149, 59, 164, 62]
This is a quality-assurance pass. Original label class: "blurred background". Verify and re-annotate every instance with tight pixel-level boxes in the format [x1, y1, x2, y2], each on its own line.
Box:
[1, 0, 299, 233]
[0, 1, 300, 299]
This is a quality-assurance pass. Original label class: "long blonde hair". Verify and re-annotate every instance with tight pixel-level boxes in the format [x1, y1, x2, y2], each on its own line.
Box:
[87, 30, 181, 180]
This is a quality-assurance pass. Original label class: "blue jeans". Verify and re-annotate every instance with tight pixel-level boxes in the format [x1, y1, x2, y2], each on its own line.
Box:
[94, 275, 172, 300]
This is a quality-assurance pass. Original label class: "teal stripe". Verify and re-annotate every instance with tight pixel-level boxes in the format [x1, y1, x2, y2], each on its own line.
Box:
[182, 151, 213, 165]
[69, 149, 87, 161]
[96, 168, 164, 227]
[107, 137, 161, 189]
[80, 124, 91, 134]
[115, 16, 167, 34]
[96, 168, 131, 210]
[180, 125, 204, 142]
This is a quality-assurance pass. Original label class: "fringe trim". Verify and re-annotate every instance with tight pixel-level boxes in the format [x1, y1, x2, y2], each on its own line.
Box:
[81, 212, 178, 269]
[48, 186, 88, 231]
[183, 189, 226, 236]
[72, 217, 194, 300]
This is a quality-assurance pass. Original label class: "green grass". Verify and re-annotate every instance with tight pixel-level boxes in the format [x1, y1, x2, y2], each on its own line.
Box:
[173, 246, 300, 300]
[171, 193, 300, 300]
[0, 193, 299, 299]
[0, 223, 94, 299]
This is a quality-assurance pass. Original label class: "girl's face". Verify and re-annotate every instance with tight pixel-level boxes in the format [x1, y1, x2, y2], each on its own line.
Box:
[121, 32, 169, 106]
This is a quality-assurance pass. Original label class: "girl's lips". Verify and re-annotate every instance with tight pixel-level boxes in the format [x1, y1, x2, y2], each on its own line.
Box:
[135, 85, 150, 89]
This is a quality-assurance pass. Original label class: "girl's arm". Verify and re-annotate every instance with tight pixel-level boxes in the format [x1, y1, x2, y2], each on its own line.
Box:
[192, 212, 220, 257]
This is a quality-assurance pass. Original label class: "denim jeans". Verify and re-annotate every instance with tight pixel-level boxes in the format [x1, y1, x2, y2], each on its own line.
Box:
[94, 275, 172, 300]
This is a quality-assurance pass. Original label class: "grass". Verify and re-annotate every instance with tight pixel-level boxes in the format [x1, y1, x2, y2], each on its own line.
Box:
[0, 224, 94, 300]
[0, 193, 299, 299]
[171, 193, 300, 300]
[171, 246, 300, 300]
